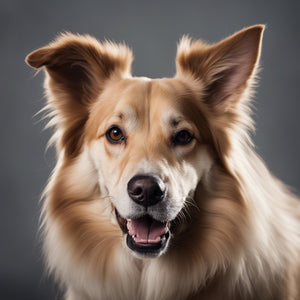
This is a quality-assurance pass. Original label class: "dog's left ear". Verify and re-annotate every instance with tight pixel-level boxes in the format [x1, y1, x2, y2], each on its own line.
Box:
[176, 25, 264, 111]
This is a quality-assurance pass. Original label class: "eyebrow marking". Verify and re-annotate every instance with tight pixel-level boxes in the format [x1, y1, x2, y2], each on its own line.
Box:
[171, 118, 180, 128]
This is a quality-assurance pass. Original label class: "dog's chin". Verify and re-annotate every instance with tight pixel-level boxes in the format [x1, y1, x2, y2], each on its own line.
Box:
[115, 209, 171, 257]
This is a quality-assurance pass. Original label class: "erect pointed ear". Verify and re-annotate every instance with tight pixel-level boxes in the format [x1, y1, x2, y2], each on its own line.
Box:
[176, 25, 264, 110]
[26, 33, 133, 158]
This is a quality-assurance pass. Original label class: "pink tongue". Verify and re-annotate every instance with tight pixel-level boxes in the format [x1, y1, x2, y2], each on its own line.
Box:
[127, 216, 167, 244]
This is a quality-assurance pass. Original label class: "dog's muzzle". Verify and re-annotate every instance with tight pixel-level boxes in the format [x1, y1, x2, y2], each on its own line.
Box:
[116, 175, 171, 257]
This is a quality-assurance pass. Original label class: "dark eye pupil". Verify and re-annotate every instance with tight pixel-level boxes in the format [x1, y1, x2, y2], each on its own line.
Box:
[174, 130, 193, 145]
[178, 131, 188, 141]
[112, 129, 121, 137]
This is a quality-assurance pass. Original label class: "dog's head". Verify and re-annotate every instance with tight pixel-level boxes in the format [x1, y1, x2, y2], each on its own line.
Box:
[27, 26, 263, 258]
[85, 76, 215, 256]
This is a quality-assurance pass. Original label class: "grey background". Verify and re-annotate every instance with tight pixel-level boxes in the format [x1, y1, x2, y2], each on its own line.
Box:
[1, 0, 299, 299]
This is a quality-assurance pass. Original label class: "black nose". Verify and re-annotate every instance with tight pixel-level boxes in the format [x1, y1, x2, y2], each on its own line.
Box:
[127, 175, 165, 208]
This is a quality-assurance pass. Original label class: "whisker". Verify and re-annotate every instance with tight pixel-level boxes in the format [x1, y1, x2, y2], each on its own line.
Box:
[185, 196, 201, 214]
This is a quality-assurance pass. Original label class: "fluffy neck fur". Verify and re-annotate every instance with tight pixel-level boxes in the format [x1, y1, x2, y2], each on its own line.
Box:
[41, 129, 300, 300]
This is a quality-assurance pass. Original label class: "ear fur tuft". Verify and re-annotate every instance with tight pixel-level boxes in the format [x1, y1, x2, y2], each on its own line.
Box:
[26, 32, 133, 75]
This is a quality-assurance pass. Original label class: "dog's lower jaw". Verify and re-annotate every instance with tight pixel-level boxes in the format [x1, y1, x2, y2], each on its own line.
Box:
[126, 230, 171, 258]
[116, 209, 171, 257]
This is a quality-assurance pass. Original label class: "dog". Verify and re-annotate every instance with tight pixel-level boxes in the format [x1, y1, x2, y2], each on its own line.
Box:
[26, 25, 300, 299]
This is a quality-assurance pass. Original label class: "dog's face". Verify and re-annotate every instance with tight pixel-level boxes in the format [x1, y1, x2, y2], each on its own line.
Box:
[26, 26, 263, 258]
[86, 77, 213, 255]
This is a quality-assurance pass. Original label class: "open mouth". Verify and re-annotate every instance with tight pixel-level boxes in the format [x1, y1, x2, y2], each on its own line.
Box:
[115, 210, 171, 256]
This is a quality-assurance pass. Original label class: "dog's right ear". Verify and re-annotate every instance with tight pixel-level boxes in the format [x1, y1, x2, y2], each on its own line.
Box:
[26, 33, 133, 158]
[26, 33, 133, 104]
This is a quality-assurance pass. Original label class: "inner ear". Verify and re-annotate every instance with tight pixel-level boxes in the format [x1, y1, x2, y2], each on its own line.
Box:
[47, 58, 101, 105]
[204, 64, 243, 106]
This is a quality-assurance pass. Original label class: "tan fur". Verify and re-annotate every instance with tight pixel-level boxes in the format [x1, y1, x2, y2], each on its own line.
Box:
[26, 25, 300, 299]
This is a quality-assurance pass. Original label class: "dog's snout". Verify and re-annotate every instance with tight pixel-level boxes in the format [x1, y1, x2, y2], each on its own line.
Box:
[127, 175, 165, 207]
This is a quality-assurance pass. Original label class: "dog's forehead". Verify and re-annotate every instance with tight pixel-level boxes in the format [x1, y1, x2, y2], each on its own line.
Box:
[105, 77, 200, 124]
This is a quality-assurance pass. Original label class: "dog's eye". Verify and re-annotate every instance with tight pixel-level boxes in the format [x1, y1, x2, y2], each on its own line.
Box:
[173, 130, 193, 145]
[106, 126, 125, 144]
